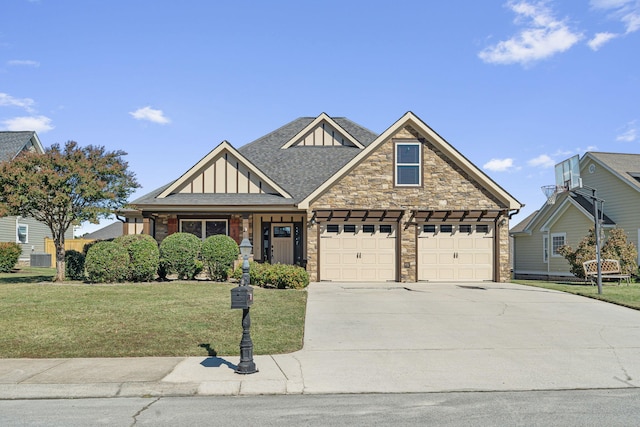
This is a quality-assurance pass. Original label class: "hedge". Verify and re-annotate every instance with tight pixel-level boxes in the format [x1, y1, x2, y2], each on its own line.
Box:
[233, 261, 309, 289]
[115, 234, 159, 282]
[159, 232, 202, 280]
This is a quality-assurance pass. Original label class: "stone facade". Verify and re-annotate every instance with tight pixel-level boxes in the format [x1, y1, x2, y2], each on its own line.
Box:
[307, 126, 511, 282]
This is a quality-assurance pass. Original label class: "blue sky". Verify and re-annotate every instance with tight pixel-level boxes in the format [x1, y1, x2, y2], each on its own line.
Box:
[1, 0, 639, 235]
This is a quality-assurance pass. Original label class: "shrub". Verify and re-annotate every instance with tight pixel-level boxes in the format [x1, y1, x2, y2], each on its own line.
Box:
[232, 260, 269, 286]
[65, 250, 85, 280]
[159, 232, 202, 280]
[559, 227, 639, 278]
[115, 234, 159, 282]
[85, 241, 130, 283]
[201, 235, 239, 281]
[232, 261, 309, 289]
[0, 242, 22, 273]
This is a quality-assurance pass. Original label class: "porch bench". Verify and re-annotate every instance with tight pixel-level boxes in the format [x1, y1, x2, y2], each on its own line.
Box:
[582, 259, 631, 286]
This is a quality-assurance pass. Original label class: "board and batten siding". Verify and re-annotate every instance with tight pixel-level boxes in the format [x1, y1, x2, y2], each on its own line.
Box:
[175, 152, 279, 195]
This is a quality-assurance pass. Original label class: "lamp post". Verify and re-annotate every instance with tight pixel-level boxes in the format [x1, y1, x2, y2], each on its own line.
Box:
[235, 238, 257, 374]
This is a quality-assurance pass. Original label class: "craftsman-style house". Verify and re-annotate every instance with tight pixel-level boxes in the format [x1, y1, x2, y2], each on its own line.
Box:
[125, 112, 522, 282]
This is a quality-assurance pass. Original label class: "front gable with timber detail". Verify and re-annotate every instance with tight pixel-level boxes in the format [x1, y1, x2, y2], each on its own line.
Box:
[158, 141, 291, 199]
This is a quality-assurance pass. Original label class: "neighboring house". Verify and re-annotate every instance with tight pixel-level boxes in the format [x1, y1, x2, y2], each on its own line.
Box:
[124, 112, 522, 282]
[511, 152, 640, 280]
[82, 221, 124, 240]
[0, 131, 73, 262]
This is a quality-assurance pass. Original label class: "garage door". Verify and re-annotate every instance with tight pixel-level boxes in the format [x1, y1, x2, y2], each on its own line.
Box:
[320, 223, 396, 281]
[418, 223, 493, 281]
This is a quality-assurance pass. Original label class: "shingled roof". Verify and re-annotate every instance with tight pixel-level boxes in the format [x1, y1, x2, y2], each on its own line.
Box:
[0, 131, 41, 162]
[132, 115, 378, 207]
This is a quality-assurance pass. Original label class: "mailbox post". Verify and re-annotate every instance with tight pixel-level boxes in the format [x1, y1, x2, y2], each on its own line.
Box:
[230, 238, 257, 374]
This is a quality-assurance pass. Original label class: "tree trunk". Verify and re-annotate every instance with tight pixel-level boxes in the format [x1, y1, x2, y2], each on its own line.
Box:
[54, 239, 66, 282]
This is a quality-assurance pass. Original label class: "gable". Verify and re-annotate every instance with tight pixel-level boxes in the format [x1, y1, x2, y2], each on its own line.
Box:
[157, 141, 291, 199]
[280, 113, 365, 149]
[300, 112, 522, 210]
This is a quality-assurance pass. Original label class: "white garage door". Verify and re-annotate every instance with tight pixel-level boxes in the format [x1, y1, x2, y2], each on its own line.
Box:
[418, 223, 494, 281]
[320, 223, 396, 281]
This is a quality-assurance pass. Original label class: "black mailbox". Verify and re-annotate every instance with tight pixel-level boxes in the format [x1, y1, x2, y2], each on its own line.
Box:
[230, 286, 253, 309]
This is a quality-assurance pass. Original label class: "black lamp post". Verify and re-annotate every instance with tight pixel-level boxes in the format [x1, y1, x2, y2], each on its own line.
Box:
[234, 238, 257, 374]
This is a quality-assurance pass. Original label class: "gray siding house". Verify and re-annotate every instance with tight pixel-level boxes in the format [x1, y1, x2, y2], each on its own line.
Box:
[0, 131, 73, 262]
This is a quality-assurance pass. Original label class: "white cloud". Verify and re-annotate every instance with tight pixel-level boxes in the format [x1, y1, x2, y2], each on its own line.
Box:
[0, 92, 36, 113]
[616, 120, 638, 142]
[528, 154, 556, 167]
[478, 1, 583, 65]
[7, 59, 40, 67]
[591, 0, 640, 33]
[129, 106, 171, 124]
[588, 31, 619, 49]
[1, 115, 54, 133]
[483, 158, 516, 172]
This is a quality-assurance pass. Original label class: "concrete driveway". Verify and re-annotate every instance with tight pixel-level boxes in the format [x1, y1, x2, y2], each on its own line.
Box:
[295, 281, 640, 394]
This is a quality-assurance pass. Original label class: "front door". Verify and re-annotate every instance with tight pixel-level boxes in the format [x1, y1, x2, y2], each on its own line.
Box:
[271, 223, 294, 264]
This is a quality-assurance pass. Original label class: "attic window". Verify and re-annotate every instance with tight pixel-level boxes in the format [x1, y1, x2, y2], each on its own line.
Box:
[395, 141, 421, 186]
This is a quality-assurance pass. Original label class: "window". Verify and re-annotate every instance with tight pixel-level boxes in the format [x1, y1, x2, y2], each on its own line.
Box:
[180, 219, 227, 240]
[273, 225, 291, 238]
[440, 225, 453, 233]
[476, 225, 489, 233]
[543, 235, 549, 263]
[326, 224, 339, 233]
[551, 233, 566, 257]
[343, 224, 356, 233]
[16, 224, 28, 244]
[395, 142, 421, 186]
[363, 225, 375, 234]
[423, 224, 436, 233]
[379, 224, 392, 234]
[459, 225, 472, 233]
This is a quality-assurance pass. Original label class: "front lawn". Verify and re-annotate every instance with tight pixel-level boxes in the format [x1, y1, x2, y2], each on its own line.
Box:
[0, 268, 307, 358]
[513, 280, 640, 310]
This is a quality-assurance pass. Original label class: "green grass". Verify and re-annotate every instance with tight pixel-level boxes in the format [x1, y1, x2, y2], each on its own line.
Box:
[0, 268, 306, 358]
[512, 280, 640, 310]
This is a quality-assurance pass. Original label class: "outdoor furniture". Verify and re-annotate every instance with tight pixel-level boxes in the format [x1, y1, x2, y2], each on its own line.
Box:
[582, 259, 631, 286]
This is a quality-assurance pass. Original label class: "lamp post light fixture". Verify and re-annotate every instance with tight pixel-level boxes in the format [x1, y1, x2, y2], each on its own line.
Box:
[231, 238, 258, 374]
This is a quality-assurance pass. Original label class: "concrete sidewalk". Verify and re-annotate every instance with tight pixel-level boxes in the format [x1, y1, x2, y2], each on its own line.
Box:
[1, 282, 640, 399]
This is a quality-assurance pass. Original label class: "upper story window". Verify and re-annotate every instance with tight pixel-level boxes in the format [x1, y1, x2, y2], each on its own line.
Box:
[395, 141, 421, 186]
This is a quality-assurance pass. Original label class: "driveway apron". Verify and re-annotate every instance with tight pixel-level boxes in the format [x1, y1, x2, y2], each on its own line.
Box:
[294, 282, 640, 394]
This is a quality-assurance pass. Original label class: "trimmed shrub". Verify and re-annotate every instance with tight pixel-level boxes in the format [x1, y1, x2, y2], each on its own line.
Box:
[0, 242, 22, 272]
[201, 235, 239, 281]
[85, 241, 130, 283]
[115, 234, 159, 282]
[65, 250, 85, 280]
[232, 260, 269, 286]
[159, 232, 202, 280]
[232, 261, 309, 289]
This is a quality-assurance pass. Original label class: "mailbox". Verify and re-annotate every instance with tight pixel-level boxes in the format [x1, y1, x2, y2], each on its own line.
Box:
[230, 286, 254, 309]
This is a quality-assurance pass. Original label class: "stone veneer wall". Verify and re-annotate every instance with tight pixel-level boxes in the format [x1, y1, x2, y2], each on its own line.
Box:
[307, 125, 511, 282]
